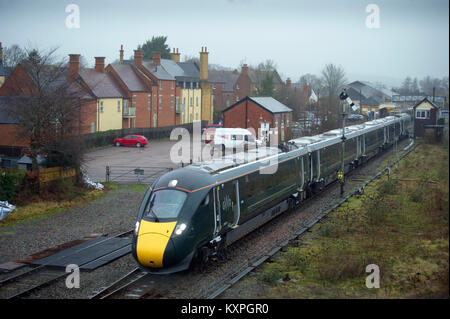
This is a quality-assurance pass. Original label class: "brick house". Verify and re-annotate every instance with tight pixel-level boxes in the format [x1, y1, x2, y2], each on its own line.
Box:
[132, 50, 181, 127]
[222, 96, 293, 144]
[234, 64, 283, 99]
[0, 60, 98, 140]
[209, 69, 239, 113]
[106, 49, 153, 128]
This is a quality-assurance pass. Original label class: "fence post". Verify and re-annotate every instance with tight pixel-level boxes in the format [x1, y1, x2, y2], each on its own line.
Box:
[106, 165, 110, 182]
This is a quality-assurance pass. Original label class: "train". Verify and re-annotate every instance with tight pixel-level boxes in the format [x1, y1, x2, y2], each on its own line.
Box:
[131, 113, 413, 274]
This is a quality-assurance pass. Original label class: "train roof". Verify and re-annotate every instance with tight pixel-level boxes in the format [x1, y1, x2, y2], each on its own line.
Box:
[152, 113, 411, 193]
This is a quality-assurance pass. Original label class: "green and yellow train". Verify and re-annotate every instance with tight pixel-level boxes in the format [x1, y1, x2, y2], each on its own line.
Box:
[131, 114, 413, 274]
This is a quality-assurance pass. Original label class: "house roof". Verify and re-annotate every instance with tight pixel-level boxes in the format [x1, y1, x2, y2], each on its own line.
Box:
[248, 69, 283, 86]
[141, 61, 175, 81]
[347, 81, 391, 101]
[0, 97, 19, 124]
[0, 64, 12, 77]
[249, 97, 293, 113]
[79, 69, 125, 98]
[160, 59, 200, 82]
[413, 97, 440, 109]
[223, 96, 292, 114]
[209, 70, 239, 92]
[110, 64, 150, 92]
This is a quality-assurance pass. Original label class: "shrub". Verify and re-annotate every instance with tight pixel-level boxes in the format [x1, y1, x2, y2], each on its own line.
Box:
[0, 170, 26, 203]
[378, 180, 397, 195]
[262, 268, 283, 285]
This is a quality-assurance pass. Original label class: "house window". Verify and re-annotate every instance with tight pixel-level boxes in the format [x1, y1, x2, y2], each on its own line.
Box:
[196, 96, 199, 106]
[195, 113, 199, 121]
[236, 95, 239, 102]
[286, 114, 290, 127]
[171, 81, 174, 89]
[100, 101, 104, 113]
[132, 95, 136, 107]
[236, 84, 240, 90]
[159, 95, 162, 110]
[226, 94, 230, 107]
[275, 115, 279, 127]
[416, 110, 429, 119]
[212, 83, 216, 90]
[190, 97, 193, 106]
[170, 95, 174, 109]
[190, 82, 193, 89]
[183, 82, 186, 89]
[183, 97, 186, 106]
[117, 100, 121, 112]
[212, 94, 215, 107]
[176, 96, 180, 110]
[196, 82, 199, 89]
[91, 122, 95, 133]
[147, 95, 151, 110]
[159, 81, 162, 90]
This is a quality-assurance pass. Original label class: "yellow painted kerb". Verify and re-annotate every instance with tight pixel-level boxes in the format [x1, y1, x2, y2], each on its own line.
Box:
[136, 220, 177, 268]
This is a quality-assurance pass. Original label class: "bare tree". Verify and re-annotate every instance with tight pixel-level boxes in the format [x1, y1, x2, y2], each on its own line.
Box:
[4, 47, 89, 179]
[320, 63, 347, 131]
[2, 44, 26, 68]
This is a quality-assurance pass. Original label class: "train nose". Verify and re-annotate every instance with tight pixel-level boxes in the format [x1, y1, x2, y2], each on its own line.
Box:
[136, 221, 177, 268]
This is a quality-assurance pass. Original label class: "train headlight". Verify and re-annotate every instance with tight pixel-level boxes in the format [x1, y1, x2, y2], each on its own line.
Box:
[134, 221, 140, 235]
[174, 223, 187, 236]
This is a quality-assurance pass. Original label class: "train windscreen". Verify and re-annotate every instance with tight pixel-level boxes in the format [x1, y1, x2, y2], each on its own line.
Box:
[144, 190, 187, 220]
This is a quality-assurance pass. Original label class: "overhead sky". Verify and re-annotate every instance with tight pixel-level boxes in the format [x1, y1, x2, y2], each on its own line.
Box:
[0, 0, 448, 87]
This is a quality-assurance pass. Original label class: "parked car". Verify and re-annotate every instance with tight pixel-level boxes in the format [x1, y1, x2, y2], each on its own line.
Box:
[113, 135, 148, 147]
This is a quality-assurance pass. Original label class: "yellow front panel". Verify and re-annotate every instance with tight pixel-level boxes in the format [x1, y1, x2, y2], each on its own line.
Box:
[136, 220, 177, 268]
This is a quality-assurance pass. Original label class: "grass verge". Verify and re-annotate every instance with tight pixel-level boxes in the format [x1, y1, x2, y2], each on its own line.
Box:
[242, 142, 449, 298]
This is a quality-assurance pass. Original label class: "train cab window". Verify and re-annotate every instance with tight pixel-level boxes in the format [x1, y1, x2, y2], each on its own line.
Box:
[144, 190, 187, 220]
[201, 193, 210, 206]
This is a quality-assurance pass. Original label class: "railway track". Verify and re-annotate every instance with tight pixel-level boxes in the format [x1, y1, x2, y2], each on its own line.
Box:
[0, 230, 133, 299]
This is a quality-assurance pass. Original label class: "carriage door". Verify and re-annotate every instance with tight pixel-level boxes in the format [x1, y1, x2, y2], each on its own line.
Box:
[216, 182, 240, 231]
[310, 150, 320, 182]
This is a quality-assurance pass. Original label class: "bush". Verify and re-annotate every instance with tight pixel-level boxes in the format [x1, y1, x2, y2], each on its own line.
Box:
[0, 170, 26, 203]
[378, 180, 397, 195]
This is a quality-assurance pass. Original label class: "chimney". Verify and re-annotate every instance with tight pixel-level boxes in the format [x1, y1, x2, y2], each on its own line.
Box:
[286, 78, 292, 88]
[134, 49, 143, 67]
[95, 57, 105, 72]
[199, 46, 209, 81]
[119, 45, 124, 64]
[171, 48, 180, 63]
[68, 54, 81, 78]
[241, 64, 248, 76]
[152, 52, 161, 66]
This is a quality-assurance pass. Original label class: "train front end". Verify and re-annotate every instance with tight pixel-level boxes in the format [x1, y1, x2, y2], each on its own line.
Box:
[131, 168, 214, 274]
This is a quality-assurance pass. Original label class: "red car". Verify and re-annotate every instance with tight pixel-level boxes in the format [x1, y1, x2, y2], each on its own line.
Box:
[113, 135, 148, 148]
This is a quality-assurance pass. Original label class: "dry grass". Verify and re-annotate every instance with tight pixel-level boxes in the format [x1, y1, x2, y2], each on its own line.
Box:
[253, 142, 449, 298]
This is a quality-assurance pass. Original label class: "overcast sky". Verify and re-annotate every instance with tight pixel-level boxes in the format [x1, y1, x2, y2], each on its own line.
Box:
[0, 0, 448, 87]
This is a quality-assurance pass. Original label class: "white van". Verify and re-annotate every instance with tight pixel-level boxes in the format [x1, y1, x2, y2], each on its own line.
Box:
[213, 128, 262, 150]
